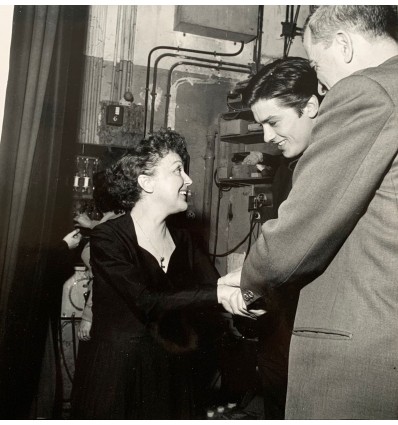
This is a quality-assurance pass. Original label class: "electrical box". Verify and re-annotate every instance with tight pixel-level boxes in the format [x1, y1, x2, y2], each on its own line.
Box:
[248, 185, 274, 223]
[220, 119, 249, 136]
[174, 5, 258, 43]
[106, 105, 124, 126]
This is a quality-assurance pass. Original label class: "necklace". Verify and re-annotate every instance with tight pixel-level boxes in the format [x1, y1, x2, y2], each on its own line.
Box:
[132, 215, 166, 269]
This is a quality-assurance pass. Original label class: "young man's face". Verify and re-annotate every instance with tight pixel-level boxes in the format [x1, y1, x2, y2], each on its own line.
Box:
[251, 96, 317, 159]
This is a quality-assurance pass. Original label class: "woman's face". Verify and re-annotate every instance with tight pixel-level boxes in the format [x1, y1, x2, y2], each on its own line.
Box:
[150, 151, 192, 215]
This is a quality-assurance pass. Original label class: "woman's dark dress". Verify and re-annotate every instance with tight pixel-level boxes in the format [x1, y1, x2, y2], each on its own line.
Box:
[71, 214, 219, 419]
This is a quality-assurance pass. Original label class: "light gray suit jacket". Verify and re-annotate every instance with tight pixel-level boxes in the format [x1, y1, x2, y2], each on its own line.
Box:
[241, 55, 398, 419]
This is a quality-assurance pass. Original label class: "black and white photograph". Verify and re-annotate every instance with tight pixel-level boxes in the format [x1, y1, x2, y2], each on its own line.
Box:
[0, 3, 397, 421]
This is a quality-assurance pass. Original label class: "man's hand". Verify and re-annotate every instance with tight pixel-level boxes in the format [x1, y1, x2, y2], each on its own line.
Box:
[217, 285, 266, 318]
[217, 268, 242, 287]
[63, 229, 82, 250]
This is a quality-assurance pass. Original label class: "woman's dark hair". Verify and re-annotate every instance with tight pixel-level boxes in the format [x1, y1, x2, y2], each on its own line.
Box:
[106, 129, 188, 210]
[92, 170, 124, 214]
[242, 57, 321, 117]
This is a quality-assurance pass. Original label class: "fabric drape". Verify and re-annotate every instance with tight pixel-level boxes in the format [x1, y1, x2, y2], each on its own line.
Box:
[0, 5, 88, 419]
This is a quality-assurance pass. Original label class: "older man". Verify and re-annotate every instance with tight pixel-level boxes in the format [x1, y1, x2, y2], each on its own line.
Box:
[235, 5, 398, 419]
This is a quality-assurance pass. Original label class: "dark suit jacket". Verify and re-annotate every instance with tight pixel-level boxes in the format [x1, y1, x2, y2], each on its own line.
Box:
[241, 55, 398, 419]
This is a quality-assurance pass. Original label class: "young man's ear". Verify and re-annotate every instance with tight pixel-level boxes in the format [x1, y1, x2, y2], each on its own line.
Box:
[137, 174, 154, 193]
[335, 30, 353, 63]
[305, 95, 320, 119]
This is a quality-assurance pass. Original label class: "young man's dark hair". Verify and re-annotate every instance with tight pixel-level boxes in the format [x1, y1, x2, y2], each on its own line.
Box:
[242, 57, 320, 117]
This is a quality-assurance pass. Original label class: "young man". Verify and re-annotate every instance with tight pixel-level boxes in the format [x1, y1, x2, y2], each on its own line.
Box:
[238, 57, 322, 419]
[235, 6, 398, 419]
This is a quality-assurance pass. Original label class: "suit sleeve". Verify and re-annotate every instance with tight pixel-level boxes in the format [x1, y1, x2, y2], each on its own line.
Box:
[241, 74, 398, 307]
[90, 225, 217, 322]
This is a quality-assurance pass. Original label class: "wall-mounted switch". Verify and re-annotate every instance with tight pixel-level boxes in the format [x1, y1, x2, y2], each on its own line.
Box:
[106, 105, 124, 126]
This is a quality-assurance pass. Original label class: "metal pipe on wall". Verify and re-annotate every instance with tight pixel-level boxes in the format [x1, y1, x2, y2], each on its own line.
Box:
[94, 6, 106, 144]
[118, 5, 127, 101]
[144, 41, 245, 136]
[111, 6, 121, 102]
[163, 61, 251, 129]
[124, 5, 131, 94]
[255, 5, 264, 73]
[150, 53, 251, 133]
[127, 6, 137, 92]
[203, 131, 217, 247]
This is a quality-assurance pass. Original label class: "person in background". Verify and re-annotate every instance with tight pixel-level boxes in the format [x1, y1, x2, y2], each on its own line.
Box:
[62, 228, 82, 250]
[237, 57, 322, 419]
[223, 5, 398, 419]
[50, 228, 83, 293]
[70, 129, 250, 420]
[75, 170, 125, 342]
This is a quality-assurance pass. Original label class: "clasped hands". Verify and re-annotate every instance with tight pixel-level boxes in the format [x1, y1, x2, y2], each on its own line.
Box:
[217, 268, 266, 319]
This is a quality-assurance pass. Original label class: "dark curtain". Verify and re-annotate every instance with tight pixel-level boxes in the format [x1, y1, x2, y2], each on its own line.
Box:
[0, 6, 88, 419]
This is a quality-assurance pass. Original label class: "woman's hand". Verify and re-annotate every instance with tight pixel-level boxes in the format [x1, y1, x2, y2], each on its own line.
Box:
[78, 319, 92, 341]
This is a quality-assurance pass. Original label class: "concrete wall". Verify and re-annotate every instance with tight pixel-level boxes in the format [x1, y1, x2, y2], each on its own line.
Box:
[76, 5, 310, 274]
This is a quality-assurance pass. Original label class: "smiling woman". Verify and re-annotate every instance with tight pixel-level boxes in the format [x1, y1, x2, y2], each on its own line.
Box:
[70, 129, 227, 420]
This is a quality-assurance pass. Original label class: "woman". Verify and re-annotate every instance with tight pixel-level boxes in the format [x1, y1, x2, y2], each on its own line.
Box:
[71, 129, 237, 419]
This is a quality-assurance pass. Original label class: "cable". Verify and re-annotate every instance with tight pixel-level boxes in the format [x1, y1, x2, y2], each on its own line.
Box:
[210, 220, 257, 258]
[211, 168, 260, 260]
[211, 187, 222, 265]
[58, 317, 76, 384]
[256, 221, 261, 239]
[211, 168, 238, 265]
[71, 316, 78, 366]
[245, 213, 257, 259]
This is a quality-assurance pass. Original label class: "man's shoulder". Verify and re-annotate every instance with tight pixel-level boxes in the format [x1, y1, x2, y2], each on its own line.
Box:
[326, 58, 398, 105]
[351, 54, 398, 94]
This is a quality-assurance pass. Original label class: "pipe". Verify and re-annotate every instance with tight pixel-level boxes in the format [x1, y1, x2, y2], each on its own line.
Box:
[150, 53, 251, 133]
[144, 42, 245, 136]
[286, 6, 301, 57]
[283, 5, 301, 58]
[164, 61, 251, 129]
[255, 6, 264, 72]
[202, 132, 217, 248]
[111, 6, 121, 101]
[283, 6, 289, 59]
